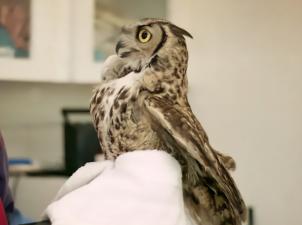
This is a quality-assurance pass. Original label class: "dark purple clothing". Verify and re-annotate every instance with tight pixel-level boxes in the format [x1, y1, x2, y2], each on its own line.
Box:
[0, 132, 14, 213]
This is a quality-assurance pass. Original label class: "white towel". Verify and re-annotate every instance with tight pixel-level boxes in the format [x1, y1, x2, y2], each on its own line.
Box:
[45, 150, 195, 225]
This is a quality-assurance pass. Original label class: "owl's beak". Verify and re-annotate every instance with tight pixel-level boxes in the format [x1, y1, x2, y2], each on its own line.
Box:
[115, 40, 131, 58]
[115, 40, 124, 55]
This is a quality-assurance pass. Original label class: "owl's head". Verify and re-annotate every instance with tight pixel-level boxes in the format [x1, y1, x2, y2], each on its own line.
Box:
[115, 18, 193, 70]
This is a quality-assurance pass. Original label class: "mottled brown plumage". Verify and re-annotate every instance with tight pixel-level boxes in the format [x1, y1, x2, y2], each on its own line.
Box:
[90, 18, 246, 225]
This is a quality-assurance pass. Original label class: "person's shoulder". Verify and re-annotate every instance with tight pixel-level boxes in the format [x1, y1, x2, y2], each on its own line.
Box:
[0, 132, 5, 151]
[0, 133, 6, 152]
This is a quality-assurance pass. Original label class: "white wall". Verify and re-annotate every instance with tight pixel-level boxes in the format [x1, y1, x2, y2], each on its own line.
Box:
[171, 1, 302, 225]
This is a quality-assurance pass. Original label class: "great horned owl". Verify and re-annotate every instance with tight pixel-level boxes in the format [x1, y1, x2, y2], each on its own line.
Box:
[90, 18, 246, 225]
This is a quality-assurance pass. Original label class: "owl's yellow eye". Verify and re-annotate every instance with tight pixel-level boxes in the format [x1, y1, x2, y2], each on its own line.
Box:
[138, 29, 152, 43]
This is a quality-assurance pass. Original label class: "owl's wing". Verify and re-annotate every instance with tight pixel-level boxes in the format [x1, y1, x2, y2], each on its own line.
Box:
[189, 104, 236, 171]
[144, 95, 246, 223]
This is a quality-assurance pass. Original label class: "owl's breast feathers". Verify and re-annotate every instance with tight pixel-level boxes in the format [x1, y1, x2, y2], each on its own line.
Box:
[90, 72, 166, 159]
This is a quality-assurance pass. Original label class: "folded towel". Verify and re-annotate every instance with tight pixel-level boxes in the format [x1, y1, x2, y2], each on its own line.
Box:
[45, 150, 196, 225]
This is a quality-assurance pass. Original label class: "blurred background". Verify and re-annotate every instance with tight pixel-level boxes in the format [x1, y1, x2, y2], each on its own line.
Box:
[0, 0, 301, 225]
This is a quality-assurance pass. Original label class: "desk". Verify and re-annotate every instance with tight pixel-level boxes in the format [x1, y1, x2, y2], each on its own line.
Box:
[23, 220, 50, 225]
[9, 164, 41, 199]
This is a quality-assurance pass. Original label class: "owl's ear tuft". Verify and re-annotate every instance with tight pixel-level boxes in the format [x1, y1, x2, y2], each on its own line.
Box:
[168, 24, 193, 39]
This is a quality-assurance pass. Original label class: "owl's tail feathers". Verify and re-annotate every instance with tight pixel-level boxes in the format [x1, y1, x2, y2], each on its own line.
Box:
[215, 151, 236, 171]
[184, 185, 246, 225]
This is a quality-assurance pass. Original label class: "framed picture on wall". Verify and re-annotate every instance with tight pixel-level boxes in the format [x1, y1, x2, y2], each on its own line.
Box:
[71, 0, 167, 83]
[0, 0, 30, 59]
[0, 0, 71, 82]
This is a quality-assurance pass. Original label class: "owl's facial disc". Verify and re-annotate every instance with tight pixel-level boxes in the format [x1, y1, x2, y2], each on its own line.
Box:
[115, 23, 164, 70]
